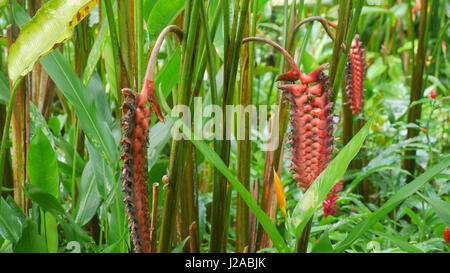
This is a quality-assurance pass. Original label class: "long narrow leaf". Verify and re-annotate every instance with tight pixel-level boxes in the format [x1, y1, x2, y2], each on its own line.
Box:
[291, 119, 372, 237]
[333, 156, 450, 252]
[179, 121, 290, 253]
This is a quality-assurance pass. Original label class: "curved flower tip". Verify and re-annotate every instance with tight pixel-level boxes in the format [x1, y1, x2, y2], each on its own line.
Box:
[141, 79, 165, 122]
[276, 69, 300, 82]
[277, 83, 307, 97]
[299, 63, 329, 84]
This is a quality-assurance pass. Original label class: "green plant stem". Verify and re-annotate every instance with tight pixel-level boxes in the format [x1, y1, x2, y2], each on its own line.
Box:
[330, 0, 363, 103]
[403, 0, 431, 181]
[297, 0, 322, 66]
[118, 0, 133, 88]
[236, 8, 251, 253]
[296, 218, 312, 252]
[328, 0, 351, 101]
[0, 79, 20, 196]
[211, 0, 251, 253]
[103, 0, 122, 107]
[158, 0, 199, 253]
[197, 0, 220, 105]
[135, 0, 144, 87]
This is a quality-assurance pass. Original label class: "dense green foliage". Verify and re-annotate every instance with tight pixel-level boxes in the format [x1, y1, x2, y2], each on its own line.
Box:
[0, 0, 448, 253]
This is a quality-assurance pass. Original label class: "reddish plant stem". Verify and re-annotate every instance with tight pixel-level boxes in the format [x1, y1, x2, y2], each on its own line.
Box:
[150, 182, 159, 253]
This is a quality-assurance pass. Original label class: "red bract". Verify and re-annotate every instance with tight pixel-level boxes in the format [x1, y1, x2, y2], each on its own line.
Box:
[445, 226, 450, 243]
[278, 66, 335, 189]
[121, 88, 152, 253]
[345, 34, 365, 115]
[430, 89, 437, 99]
[322, 181, 343, 218]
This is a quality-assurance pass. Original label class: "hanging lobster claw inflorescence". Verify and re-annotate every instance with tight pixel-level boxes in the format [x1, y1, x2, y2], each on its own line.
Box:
[120, 25, 182, 253]
[278, 64, 336, 190]
[121, 88, 156, 253]
[242, 36, 336, 191]
[345, 34, 366, 115]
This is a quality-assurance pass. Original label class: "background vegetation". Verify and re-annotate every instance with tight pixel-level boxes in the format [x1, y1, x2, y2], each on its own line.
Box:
[0, 0, 448, 253]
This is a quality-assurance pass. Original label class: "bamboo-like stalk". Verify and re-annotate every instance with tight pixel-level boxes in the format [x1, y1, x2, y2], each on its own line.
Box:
[210, 0, 251, 253]
[236, 10, 251, 253]
[158, 0, 199, 253]
[248, 178, 259, 253]
[330, 0, 364, 103]
[5, 12, 26, 208]
[135, 0, 144, 88]
[196, 0, 221, 105]
[103, 0, 123, 114]
[189, 221, 199, 253]
[296, 219, 312, 252]
[240, 36, 296, 250]
[328, 0, 351, 96]
[180, 142, 199, 252]
[403, 0, 431, 180]
[118, 0, 134, 89]
[149, 183, 159, 253]
[209, 0, 231, 252]
[0, 104, 13, 199]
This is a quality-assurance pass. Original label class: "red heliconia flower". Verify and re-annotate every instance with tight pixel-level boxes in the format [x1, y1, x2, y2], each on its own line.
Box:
[121, 88, 153, 253]
[345, 34, 366, 115]
[430, 89, 437, 99]
[278, 65, 335, 190]
[445, 226, 450, 243]
[322, 181, 343, 218]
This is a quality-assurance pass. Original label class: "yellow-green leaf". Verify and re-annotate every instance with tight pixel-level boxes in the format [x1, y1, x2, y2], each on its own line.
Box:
[273, 168, 287, 218]
[7, 0, 97, 83]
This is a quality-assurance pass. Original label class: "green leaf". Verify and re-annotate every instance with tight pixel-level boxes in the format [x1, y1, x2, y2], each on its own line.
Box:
[147, 0, 185, 40]
[372, 230, 423, 253]
[155, 46, 181, 99]
[24, 184, 65, 217]
[402, 207, 422, 227]
[86, 142, 113, 200]
[7, 0, 95, 83]
[27, 129, 59, 197]
[147, 116, 174, 171]
[102, 30, 118, 101]
[13, 3, 117, 166]
[291, 119, 372, 238]
[179, 120, 290, 253]
[14, 219, 47, 253]
[75, 161, 101, 226]
[29, 102, 55, 146]
[0, 72, 9, 105]
[41, 51, 118, 166]
[83, 18, 108, 85]
[5, 196, 26, 225]
[311, 231, 334, 253]
[333, 156, 450, 252]
[0, 198, 22, 243]
[417, 193, 450, 227]
[40, 211, 58, 253]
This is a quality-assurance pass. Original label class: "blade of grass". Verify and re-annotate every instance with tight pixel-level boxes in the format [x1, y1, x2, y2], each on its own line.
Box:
[333, 155, 450, 252]
[179, 121, 290, 253]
